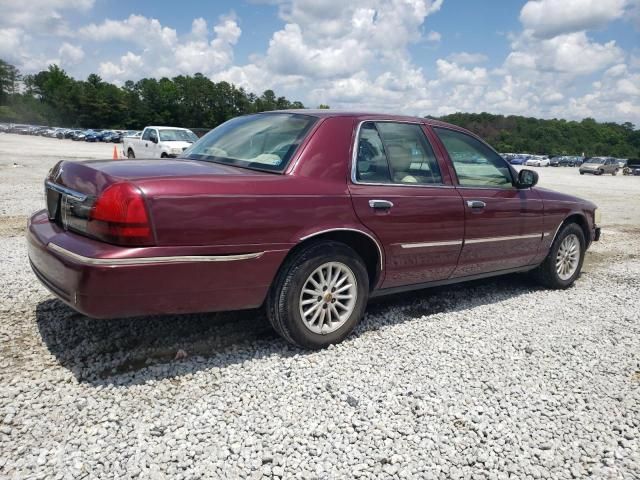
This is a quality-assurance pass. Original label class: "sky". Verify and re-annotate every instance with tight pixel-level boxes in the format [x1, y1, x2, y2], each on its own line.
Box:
[1, 0, 639, 124]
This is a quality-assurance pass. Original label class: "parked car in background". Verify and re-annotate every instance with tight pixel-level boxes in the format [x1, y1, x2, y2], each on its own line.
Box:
[10, 124, 31, 134]
[525, 156, 550, 167]
[72, 130, 90, 141]
[85, 130, 108, 142]
[101, 131, 123, 143]
[579, 157, 619, 175]
[550, 156, 583, 167]
[509, 155, 529, 165]
[122, 126, 198, 158]
[623, 159, 640, 176]
[28, 111, 600, 348]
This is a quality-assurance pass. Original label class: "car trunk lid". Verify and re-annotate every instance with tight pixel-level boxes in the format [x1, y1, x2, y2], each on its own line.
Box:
[44, 158, 267, 245]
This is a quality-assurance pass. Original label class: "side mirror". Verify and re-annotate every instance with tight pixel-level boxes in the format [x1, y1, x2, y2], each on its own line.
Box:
[149, 135, 158, 144]
[517, 169, 538, 189]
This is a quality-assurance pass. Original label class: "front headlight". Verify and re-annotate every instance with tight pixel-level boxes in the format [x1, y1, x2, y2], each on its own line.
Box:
[594, 208, 601, 225]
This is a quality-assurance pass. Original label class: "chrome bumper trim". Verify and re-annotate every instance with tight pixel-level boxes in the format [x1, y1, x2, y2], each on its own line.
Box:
[48, 243, 264, 265]
[45, 181, 87, 201]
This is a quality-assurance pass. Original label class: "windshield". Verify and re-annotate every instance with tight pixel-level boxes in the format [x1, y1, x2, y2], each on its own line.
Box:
[159, 129, 198, 142]
[182, 113, 318, 172]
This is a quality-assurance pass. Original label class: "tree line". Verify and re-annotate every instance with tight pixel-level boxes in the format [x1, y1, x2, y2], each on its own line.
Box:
[0, 59, 308, 130]
[437, 112, 639, 158]
[2, 59, 638, 157]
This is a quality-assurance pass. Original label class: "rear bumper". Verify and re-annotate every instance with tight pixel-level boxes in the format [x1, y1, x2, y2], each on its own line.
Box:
[27, 210, 287, 318]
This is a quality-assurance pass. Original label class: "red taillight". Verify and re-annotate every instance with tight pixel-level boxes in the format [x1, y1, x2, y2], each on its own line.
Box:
[88, 183, 154, 246]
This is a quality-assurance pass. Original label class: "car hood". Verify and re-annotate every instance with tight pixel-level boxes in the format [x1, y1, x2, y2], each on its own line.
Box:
[536, 187, 597, 210]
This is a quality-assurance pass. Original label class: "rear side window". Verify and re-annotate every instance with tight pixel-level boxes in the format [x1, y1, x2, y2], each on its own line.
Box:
[355, 122, 442, 185]
[434, 127, 513, 188]
[355, 123, 392, 183]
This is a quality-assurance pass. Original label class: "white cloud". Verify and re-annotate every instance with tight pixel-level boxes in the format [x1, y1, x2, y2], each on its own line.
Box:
[58, 42, 84, 65]
[88, 14, 241, 82]
[520, 0, 628, 38]
[448, 52, 488, 65]
[0, 28, 24, 61]
[79, 14, 178, 48]
[215, 0, 442, 108]
[505, 31, 623, 76]
[435, 59, 488, 84]
[426, 30, 441, 42]
[0, 0, 94, 35]
[264, 23, 370, 78]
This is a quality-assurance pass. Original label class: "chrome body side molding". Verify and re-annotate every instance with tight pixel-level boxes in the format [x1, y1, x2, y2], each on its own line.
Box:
[48, 243, 264, 266]
[465, 233, 542, 244]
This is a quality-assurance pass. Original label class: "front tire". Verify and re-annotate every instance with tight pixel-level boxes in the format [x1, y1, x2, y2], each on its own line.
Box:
[532, 223, 585, 289]
[267, 241, 369, 349]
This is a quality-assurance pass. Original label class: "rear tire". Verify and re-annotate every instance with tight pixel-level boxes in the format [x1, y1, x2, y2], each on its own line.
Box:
[127, 149, 135, 159]
[266, 241, 369, 349]
[532, 223, 585, 289]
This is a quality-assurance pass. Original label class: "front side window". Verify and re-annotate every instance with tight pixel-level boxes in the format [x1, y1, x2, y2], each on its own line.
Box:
[355, 122, 442, 185]
[182, 113, 317, 172]
[142, 129, 152, 141]
[434, 127, 513, 188]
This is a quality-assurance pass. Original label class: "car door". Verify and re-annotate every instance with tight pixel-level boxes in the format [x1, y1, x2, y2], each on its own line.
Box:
[431, 126, 544, 277]
[349, 121, 465, 288]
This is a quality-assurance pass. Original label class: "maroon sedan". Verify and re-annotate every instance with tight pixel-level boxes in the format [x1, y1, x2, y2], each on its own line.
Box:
[28, 111, 601, 348]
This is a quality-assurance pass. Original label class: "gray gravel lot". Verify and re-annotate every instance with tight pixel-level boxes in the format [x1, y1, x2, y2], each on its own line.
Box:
[1, 133, 639, 479]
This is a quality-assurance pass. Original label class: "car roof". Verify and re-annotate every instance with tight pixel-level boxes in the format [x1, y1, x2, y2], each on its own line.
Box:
[261, 109, 467, 130]
[146, 126, 192, 130]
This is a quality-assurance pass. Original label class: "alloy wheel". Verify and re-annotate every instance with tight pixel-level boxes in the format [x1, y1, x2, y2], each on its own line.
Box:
[299, 262, 357, 334]
[556, 234, 580, 281]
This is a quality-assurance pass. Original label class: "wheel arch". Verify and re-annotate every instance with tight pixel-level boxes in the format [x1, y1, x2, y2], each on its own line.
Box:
[552, 213, 591, 248]
[288, 228, 384, 290]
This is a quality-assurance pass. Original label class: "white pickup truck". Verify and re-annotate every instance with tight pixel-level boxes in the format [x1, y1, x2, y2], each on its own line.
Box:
[122, 126, 198, 159]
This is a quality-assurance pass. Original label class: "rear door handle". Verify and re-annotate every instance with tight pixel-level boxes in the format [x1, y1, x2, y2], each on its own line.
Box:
[369, 199, 394, 210]
[466, 200, 486, 209]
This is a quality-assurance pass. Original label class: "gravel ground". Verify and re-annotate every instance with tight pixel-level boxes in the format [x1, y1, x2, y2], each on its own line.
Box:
[1, 134, 639, 479]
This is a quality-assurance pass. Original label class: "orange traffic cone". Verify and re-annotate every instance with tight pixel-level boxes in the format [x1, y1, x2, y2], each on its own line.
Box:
[112, 145, 119, 160]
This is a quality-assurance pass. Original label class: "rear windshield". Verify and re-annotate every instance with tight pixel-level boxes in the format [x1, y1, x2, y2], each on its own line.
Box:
[182, 113, 317, 172]
[159, 129, 198, 142]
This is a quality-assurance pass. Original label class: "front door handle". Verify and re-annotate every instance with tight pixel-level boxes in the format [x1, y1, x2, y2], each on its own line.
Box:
[466, 200, 486, 209]
[369, 199, 394, 210]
